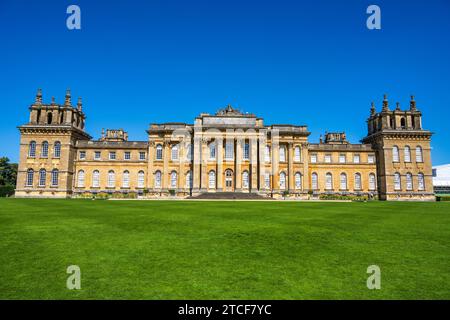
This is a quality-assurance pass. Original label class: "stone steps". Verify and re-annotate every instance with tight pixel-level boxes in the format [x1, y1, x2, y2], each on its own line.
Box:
[187, 192, 272, 200]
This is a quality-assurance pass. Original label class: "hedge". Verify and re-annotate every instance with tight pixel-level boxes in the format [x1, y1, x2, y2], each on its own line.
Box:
[0, 185, 15, 197]
[436, 196, 450, 202]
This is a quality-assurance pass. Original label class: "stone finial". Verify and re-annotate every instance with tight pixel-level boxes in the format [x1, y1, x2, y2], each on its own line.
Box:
[319, 134, 323, 144]
[35, 88, 43, 104]
[51, 96, 56, 104]
[65, 88, 71, 106]
[77, 97, 82, 111]
[410, 95, 417, 111]
[396, 102, 401, 111]
[370, 101, 376, 115]
[382, 94, 389, 112]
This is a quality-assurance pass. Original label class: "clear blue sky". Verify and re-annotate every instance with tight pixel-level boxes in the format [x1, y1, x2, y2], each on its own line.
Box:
[1, 0, 449, 164]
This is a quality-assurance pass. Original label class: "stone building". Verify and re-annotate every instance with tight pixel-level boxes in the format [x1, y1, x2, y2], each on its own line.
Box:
[15, 90, 435, 200]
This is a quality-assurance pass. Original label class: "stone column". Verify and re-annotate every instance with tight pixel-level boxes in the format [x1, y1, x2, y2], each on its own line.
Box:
[250, 135, 258, 192]
[147, 141, 155, 190]
[288, 142, 294, 191]
[235, 138, 242, 191]
[193, 136, 201, 192]
[178, 141, 184, 191]
[258, 131, 267, 191]
[163, 141, 169, 190]
[217, 137, 223, 191]
[302, 143, 309, 191]
[200, 138, 208, 192]
[272, 141, 279, 191]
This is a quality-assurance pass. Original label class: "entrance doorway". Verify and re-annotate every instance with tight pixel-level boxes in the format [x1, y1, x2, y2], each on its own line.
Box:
[225, 169, 233, 191]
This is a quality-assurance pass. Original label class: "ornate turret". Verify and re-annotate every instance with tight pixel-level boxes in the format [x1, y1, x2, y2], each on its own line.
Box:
[35, 88, 43, 105]
[395, 102, 401, 111]
[77, 97, 82, 111]
[382, 94, 389, 112]
[65, 89, 71, 106]
[410, 95, 417, 112]
[370, 102, 376, 116]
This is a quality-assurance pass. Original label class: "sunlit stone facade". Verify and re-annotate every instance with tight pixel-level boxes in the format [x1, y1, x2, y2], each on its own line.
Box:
[16, 90, 435, 200]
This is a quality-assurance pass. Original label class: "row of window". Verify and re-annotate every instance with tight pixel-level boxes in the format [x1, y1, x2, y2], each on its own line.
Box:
[79, 151, 146, 161]
[77, 170, 145, 188]
[393, 172, 425, 191]
[310, 153, 374, 164]
[310, 173, 377, 191]
[28, 141, 61, 158]
[392, 146, 423, 163]
[26, 169, 59, 187]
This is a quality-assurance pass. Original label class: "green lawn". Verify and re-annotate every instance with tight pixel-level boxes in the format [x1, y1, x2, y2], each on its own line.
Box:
[0, 199, 449, 299]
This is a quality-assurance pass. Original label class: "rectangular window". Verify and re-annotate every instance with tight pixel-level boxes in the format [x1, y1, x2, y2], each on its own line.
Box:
[264, 172, 270, 188]
[279, 147, 286, 162]
[294, 147, 301, 162]
[243, 143, 250, 160]
[79, 151, 86, 160]
[139, 152, 146, 160]
[325, 154, 332, 163]
[353, 154, 360, 164]
[368, 154, 375, 164]
[94, 151, 101, 160]
[109, 152, 116, 160]
[339, 154, 346, 163]
[265, 146, 270, 163]
[225, 141, 234, 160]
[124, 152, 131, 160]
[310, 154, 317, 163]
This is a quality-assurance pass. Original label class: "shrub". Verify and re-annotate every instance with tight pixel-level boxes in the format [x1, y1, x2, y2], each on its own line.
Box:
[436, 196, 450, 202]
[0, 185, 15, 197]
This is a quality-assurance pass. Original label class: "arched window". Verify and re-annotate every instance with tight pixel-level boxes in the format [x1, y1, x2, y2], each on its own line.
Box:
[53, 141, 61, 158]
[209, 170, 216, 189]
[154, 171, 162, 188]
[209, 142, 216, 160]
[156, 144, 163, 160]
[392, 146, 399, 162]
[295, 172, 302, 189]
[92, 170, 100, 188]
[400, 117, 406, 128]
[264, 172, 270, 189]
[225, 169, 233, 188]
[418, 173, 425, 191]
[186, 170, 192, 188]
[312, 172, 318, 190]
[340, 173, 347, 190]
[279, 172, 286, 189]
[354, 173, 362, 190]
[242, 171, 249, 188]
[28, 141, 36, 157]
[138, 171, 145, 188]
[77, 170, 85, 188]
[394, 172, 401, 190]
[38, 169, 46, 187]
[47, 112, 52, 124]
[279, 147, 286, 162]
[26, 169, 34, 186]
[416, 146, 423, 163]
[122, 170, 130, 188]
[41, 141, 49, 158]
[404, 146, 411, 162]
[51, 169, 59, 186]
[325, 173, 333, 190]
[406, 172, 413, 190]
[170, 171, 178, 188]
[107, 170, 115, 188]
[171, 144, 179, 160]
[265, 145, 270, 162]
[294, 146, 301, 162]
[369, 173, 376, 190]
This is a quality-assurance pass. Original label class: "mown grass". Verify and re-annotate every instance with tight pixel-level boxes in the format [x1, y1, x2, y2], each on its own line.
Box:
[0, 199, 449, 299]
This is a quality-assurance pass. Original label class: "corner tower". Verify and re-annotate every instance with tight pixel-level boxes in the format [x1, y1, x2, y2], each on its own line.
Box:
[16, 89, 91, 198]
[362, 95, 434, 200]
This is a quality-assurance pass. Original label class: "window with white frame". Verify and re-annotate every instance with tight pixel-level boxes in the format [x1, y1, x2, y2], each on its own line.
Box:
[279, 172, 286, 189]
[354, 173, 362, 190]
[107, 170, 115, 188]
[279, 147, 286, 162]
[77, 170, 85, 188]
[264, 172, 270, 188]
[53, 141, 61, 158]
[339, 154, 346, 163]
[209, 142, 216, 160]
[406, 172, 413, 190]
[325, 154, 332, 163]
[156, 144, 163, 160]
[242, 171, 249, 188]
[28, 141, 36, 157]
[171, 145, 179, 161]
[353, 154, 360, 164]
[295, 172, 302, 189]
[209, 171, 216, 188]
[416, 146, 423, 163]
[394, 172, 401, 190]
[392, 146, 399, 162]
[124, 152, 131, 160]
[170, 171, 177, 188]
[79, 151, 86, 160]
[92, 170, 100, 187]
[368, 154, 375, 164]
[310, 154, 317, 163]
[137, 171, 145, 188]
[41, 141, 49, 158]
[418, 173, 425, 191]
[51, 169, 59, 186]
[26, 169, 34, 186]
[265, 145, 270, 162]
[243, 143, 250, 160]
[154, 171, 162, 188]
[312, 173, 318, 190]
[369, 173, 376, 190]
[339, 173, 347, 190]
[294, 146, 301, 162]
[225, 141, 234, 160]
[186, 170, 192, 188]
[109, 152, 116, 160]
[39, 169, 46, 187]
[325, 173, 333, 190]
[94, 151, 101, 160]
[139, 152, 146, 161]
[122, 170, 130, 188]
[404, 146, 411, 162]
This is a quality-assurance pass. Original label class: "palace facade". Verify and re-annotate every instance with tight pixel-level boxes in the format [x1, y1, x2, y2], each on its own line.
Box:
[15, 90, 434, 200]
